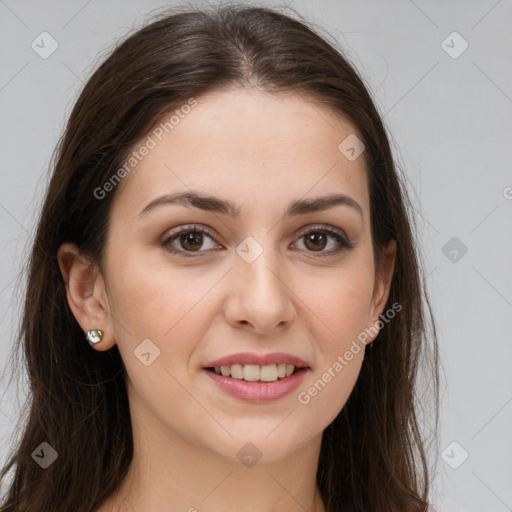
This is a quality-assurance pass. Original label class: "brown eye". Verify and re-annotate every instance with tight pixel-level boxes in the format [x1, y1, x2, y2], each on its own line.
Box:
[294, 226, 354, 256]
[179, 231, 204, 251]
[303, 232, 328, 252]
[161, 225, 221, 257]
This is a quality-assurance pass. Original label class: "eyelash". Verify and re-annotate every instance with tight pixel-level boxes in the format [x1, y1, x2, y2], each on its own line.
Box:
[161, 223, 354, 259]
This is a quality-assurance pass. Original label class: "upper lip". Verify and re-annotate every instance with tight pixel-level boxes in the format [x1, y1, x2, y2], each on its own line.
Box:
[205, 352, 310, 369]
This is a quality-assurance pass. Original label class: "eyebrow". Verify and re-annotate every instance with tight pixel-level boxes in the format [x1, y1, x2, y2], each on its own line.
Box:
[139, 191, 364, 221]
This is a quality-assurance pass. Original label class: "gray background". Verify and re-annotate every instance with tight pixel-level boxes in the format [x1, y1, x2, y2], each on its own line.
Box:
[0, 0, 511, 510]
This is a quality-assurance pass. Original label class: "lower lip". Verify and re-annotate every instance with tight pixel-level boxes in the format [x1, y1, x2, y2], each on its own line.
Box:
[203, 367, 309, 403]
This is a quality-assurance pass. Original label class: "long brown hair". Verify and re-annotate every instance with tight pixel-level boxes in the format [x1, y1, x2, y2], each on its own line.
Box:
[0, 3, 439, 511]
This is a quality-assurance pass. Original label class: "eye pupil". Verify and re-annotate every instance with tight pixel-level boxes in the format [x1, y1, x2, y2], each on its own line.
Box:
[181, 231, 203, 250]
[305, 232, 327, 251]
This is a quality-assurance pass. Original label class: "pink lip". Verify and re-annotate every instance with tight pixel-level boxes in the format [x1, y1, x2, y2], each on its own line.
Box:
[203, 367, 309, 403]
[204, 352, 310, 368]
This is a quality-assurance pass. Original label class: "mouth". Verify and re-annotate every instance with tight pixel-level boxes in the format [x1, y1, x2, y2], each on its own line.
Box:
[202, 363, 310, 402]
[202, 352, 311, 402]
[204, 363, 308, 383]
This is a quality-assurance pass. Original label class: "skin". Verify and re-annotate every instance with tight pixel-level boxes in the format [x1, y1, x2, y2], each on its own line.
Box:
[58, 87, 396, 512]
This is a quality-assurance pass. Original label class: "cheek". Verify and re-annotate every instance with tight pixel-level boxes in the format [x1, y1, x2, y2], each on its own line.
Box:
[104, 253, 219, 431]
[294, 262, 373, 421]
[302, 262, 375, 347]
[295, 269, 372, 428]
[105, 244, 209, 338]
[296, 350, 364, 431]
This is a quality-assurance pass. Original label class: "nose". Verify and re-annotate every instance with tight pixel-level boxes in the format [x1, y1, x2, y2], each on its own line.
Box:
[223, 248, 296, 335]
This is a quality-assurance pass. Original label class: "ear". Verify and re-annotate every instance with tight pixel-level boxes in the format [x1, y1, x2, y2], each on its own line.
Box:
[57, 243, 116, 351]
[365, 239, 397, 345]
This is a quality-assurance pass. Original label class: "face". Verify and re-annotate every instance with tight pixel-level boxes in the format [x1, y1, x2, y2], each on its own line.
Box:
[63, 87, 395, 464]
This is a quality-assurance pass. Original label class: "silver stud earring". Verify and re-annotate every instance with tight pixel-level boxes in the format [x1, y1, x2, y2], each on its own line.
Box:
[86, 329, 104, 346]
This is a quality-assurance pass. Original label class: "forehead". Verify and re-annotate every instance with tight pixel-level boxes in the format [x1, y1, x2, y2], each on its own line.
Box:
[113, 87, 370, 219]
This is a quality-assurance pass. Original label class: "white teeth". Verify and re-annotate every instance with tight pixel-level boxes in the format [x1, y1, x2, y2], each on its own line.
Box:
[230, 364, 244, 379]
[213, 363, 299, 382]
[260, 364, 277, 382]
[243, 364, 260, 382]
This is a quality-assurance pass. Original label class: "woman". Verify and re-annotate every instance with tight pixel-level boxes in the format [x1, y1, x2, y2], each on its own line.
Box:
[0, 3, 439, 511]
